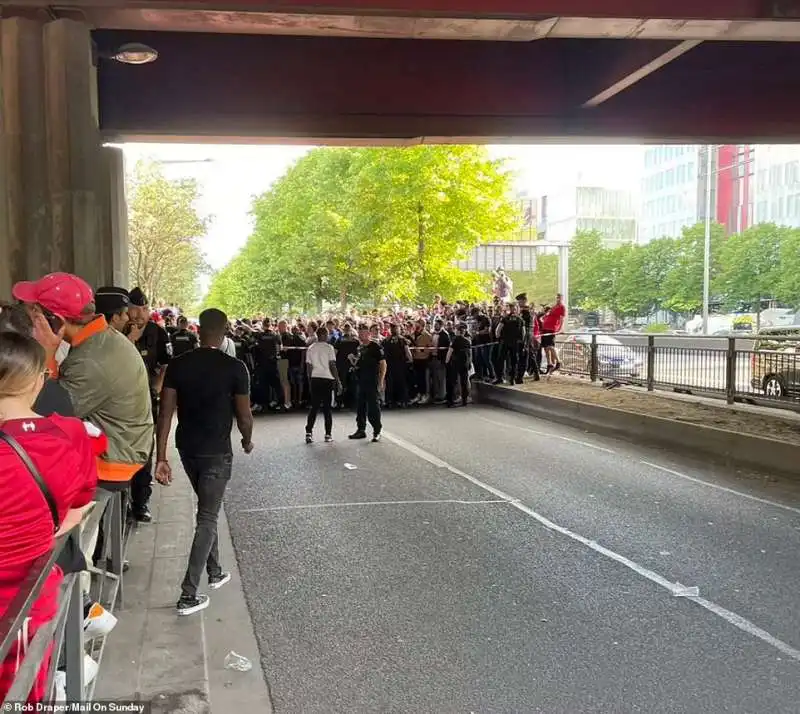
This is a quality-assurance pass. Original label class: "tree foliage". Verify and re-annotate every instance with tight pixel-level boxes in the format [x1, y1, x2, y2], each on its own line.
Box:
[205, 146, 517, 314]
[568, 222, 800, 319]
[128, 160, 210, 309]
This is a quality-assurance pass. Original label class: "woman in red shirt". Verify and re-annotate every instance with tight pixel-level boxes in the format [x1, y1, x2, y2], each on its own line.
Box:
[0, 331, 99, 703]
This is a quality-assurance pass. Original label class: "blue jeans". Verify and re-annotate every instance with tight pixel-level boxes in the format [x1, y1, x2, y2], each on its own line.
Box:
[179, 452, 232, 598]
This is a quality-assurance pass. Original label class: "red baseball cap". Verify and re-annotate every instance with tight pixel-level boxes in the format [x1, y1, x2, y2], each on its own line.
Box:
[12, 272, 94, 321]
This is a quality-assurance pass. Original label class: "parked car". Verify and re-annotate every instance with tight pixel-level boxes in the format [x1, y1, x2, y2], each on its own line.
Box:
[558, 333, 644, 378]
[750, 326, 800, 399]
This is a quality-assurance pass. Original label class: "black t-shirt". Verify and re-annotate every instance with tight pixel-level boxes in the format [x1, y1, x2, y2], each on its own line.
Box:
[287, 333, 305, 368]
[384, 336, 407, 364]
[33, 379, 75, 417]
[135, 321, 172, 381]
[356, 340, 385, 384]
[450, 335, 472, 366]
[254, 331, 281, 365]
[500, 316, 524, 344]
[336, 336, 359, 372]
[163, 348, 250, 456]
[171, 328, 199, 357]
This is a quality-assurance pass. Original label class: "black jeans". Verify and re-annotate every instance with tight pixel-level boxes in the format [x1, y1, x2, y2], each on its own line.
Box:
[446, 362, 470, 405]
[412, 360, 430, 399]
[179, 452, 232, 599]
[494, 343, 519, 382]
[306, 378, 335, 435]
[386, 362, 409, 405]
[131, 392, 158, 512]
[356, 382, 382, 434]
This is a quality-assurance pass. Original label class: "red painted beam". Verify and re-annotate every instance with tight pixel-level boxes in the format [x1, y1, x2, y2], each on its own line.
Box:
[95, 31, 800, 142]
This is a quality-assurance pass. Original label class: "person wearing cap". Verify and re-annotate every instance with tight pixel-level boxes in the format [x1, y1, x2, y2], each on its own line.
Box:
[516, 292, 535, 383]
[94, 287, 131, 334]
[12, 272, 152, 492]
[125, 287, 172, 523]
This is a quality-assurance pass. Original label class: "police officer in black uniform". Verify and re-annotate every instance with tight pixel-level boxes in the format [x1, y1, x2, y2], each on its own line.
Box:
[349, 324, 386, 442]
[171, 315, 199, 357]
[127, 286, 172, 522]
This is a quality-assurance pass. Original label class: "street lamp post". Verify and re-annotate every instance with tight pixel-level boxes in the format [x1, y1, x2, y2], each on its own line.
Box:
[702, 144, 713, 335]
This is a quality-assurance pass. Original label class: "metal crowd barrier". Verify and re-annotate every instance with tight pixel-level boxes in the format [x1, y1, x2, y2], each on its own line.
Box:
[554, 332, 800, 413]
[0, 490, 125, 705]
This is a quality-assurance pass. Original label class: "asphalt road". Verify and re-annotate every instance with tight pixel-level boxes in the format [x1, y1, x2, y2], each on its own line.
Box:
[225, 406, 800, 714]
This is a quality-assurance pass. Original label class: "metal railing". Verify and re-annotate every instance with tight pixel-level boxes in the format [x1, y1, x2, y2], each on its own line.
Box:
[0, 490, 125, 705]
[554, 332, 800, 412]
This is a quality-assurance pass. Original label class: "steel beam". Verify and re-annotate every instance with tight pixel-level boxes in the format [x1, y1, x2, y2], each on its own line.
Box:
[583, 40, 701, 107]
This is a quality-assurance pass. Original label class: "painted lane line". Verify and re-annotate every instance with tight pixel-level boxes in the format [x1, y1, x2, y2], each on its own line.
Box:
[640, 461, 800, 516]
[239, 498, 515, 513]
[383, 431, 800, 663]
[475, 415, 616, 454]
[477, 414, 799, 515]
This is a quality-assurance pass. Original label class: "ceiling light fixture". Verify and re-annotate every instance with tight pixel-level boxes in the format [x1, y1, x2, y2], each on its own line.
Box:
[111, 43, 158, 65]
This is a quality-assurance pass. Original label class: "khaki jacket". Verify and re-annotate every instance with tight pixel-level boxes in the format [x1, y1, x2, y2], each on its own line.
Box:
[59, 317, 153, 483]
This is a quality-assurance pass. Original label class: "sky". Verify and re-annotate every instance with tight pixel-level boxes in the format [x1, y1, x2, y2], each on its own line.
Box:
[121, 143, 645, 273]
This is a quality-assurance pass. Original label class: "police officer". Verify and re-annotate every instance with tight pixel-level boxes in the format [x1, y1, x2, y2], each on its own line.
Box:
[127, 286, 171, 522]
[171, 315, 199, 357]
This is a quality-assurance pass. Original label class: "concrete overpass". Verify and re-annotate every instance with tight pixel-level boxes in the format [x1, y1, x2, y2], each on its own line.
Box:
[4, 1, 800, 290]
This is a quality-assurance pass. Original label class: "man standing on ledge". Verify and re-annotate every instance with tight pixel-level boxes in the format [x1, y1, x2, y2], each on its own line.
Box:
[349, 324, 386, 443]
[155, 308, 254, 616]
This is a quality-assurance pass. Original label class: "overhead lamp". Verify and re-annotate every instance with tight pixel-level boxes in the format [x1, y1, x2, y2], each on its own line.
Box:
[111, 43, 158, 65]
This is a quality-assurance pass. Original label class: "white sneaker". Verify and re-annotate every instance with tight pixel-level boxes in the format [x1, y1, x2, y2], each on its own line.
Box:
[84, 602, 117, 640]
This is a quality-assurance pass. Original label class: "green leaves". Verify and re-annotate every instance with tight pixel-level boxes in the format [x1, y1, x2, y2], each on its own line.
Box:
[128, 160, 209, 310]
[205, 146, 517, 313]
[569, 221, 800, 318]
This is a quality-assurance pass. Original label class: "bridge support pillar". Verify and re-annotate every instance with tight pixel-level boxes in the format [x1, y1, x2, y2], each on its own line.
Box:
[0, 17, 126, 297]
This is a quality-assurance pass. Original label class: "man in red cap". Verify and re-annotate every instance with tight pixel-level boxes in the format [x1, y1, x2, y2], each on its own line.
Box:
[13, 273, 153, 494]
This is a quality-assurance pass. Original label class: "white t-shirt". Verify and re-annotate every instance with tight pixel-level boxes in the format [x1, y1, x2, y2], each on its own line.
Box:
[306, 341, 336, 380]
[220, 336, 237, 358]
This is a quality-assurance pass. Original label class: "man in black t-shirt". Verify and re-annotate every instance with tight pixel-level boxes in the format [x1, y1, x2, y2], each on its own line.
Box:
[335, 323, 359, 409]
[445, 324, 472, 407]
[349, 325, 386, 442]
[171, 316, 199, 357]
[253, 319, 284, 409]
[126, 287, 172, 522]
[494, 304, 524, 384]
[155, 308, 254, 617]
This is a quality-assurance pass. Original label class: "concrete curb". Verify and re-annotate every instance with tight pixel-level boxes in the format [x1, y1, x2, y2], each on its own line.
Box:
[474, 382, 800, 477]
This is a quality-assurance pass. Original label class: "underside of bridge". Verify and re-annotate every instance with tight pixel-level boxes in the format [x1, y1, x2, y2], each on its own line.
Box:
[3, 0, 800, 290]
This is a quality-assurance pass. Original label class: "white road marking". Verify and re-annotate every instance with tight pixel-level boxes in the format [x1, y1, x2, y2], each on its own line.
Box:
[383, 431, 800, 662]
[475, 415, 616, 454]
[640, 461, 800, 516]
[477, 414, 799, 515]
[239, 498, 515, 513]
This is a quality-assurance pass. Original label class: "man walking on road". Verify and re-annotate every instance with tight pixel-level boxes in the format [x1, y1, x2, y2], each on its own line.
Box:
[349, 324, 386, 443]
[155, 308, 254, 616]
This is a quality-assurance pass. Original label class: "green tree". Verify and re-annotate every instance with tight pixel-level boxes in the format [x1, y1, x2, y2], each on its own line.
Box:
[506, 254, 559, 307]
[569, 230, 608, 310]
[205, 146, 517, 314]
[777, 227, 800, 307]
[662, 222, 725, 314]
[715, 223, 786, 311]
[128, 160, 209, 309]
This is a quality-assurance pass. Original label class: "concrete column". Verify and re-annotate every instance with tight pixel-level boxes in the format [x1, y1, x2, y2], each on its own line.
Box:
[0, 18, 51, 294]
[558, 243, 570, 309]
[101, 145, 129, 288]
[0, 17, 107, 296]
[44, 18, 104, 289]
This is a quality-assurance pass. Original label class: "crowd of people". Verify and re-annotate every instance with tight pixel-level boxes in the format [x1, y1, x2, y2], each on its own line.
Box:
[0, 269, 566, 704]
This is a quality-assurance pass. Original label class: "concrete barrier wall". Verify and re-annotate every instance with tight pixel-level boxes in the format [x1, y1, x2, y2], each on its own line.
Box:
[474, 383, 800, 478]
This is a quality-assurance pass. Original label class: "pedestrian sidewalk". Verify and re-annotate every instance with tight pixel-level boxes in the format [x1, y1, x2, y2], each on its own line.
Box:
[94, 453, 272, 713]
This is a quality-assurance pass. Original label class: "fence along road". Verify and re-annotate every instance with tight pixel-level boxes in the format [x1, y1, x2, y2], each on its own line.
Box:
[555, 332, 797, 410]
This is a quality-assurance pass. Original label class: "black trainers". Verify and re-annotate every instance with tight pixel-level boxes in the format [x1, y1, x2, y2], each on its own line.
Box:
[176, 594, 209, 616]
[349, 431, 367, 440]
[372, 432, 382, 443]
[324, 435, 333, 443]
[208, 572, 231, 590]
[132, 507, 152, 523]
[305, 433, 313, 444]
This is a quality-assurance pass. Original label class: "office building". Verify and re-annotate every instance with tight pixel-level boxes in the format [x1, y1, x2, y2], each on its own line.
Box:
[544, 184, 637, 248]
[639, 144, 752, 243]
[752, 145, 800, 227]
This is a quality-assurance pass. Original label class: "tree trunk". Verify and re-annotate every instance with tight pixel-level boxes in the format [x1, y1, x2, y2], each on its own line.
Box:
[340, 285, 348, 313]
